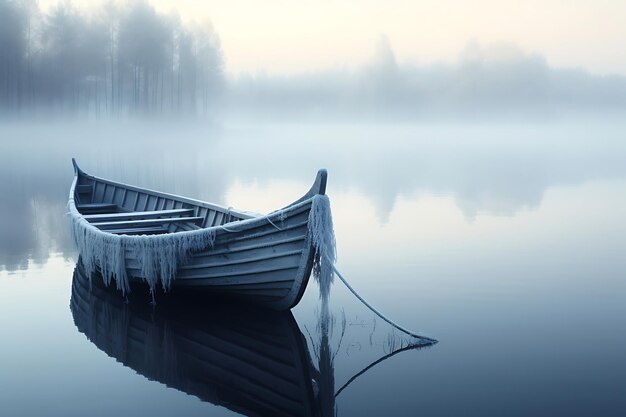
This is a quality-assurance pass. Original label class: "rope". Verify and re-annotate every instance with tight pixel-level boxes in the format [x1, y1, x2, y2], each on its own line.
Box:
[265, 216, 284, 231]
[220, 197, 436, 342]
[334, 341, 432, 398]
[220, 213, 284, 233]
[328, 256, 438, 343]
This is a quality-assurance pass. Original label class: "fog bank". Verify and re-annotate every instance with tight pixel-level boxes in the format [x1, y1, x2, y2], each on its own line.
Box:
[226, 39, 626, 122]
[1, 1, 626, 121]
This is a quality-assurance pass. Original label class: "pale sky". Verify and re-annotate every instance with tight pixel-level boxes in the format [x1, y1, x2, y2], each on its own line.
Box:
[41, 0, 626, 76]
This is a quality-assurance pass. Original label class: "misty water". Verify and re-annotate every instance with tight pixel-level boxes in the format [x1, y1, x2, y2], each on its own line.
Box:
[1, 120, 625, 416]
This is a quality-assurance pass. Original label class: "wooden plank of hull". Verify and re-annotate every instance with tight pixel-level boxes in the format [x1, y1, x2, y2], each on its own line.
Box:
[176, 268, 298, 287]
[190, 223, 308, 258]
[179, 248, 303, 275]
[213, 204, 311, 242]
[187, 209, 311, 264]
[126, 256, 311, 310]
[193, 280, 296, 291]
[184, 249, 304, 270]
[70, 267, 316, 417]
[203, 237, 308, 262]
[176, 262, 302, 283]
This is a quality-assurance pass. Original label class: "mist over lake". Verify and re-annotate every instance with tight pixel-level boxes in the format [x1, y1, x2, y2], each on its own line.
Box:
[1, 119, 625, 416]
[1, 1, 626, 416]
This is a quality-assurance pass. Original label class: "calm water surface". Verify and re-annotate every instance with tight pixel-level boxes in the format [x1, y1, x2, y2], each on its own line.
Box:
[1, 121, 625, 416]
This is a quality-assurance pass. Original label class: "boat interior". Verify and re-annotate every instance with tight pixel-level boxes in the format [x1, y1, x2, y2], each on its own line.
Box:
[72, 159, 327, 239]
[73, 160, 252, 236]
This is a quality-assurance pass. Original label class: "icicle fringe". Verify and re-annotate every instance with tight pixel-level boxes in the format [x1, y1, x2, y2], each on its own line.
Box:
[70, 211, 215, 300]
[308, 194, 336, 304]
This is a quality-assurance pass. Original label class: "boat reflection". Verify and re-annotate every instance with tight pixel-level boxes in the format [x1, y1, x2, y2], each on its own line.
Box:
[71, 264, 316, 416]
[70, 264, 435, 416]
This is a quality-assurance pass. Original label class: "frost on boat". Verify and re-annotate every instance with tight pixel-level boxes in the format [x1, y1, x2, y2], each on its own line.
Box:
[68, 159, 335, 310]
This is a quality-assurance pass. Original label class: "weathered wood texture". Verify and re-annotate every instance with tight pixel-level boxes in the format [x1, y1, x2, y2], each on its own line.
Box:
[69, 159, 327, 310]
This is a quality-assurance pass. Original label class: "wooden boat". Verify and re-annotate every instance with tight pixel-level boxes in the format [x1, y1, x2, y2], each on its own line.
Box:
[70, 264, 317, 417]
[68, 159, 332, 310]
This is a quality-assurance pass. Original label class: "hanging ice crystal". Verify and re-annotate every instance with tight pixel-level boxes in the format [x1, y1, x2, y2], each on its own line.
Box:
[70, 212, 215, 299]
[308, 194, 336, 304]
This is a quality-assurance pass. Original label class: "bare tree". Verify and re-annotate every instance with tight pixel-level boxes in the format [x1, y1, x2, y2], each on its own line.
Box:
[0, 0, 224, 118]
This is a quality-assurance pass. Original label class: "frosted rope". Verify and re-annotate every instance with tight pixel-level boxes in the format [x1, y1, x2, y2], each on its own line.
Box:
[305, 196, 436, 342]
[329, 260, 437, 342]
[276, 194, 436, 342]
[265, 216, 284, 231]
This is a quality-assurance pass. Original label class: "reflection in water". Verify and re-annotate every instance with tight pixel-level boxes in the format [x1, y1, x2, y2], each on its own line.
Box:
[305, 264, 435, 416]
[2, 121, 624, 415]
[0, 158, 72, 271]
[309, 272, 338, 417]
[70, 262, 434, 416]
[70, 263, 317, 417]
[0, 123, 231, 272]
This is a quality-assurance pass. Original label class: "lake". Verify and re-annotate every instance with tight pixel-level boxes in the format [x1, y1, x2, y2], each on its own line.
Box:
[1, 120, 625, 416]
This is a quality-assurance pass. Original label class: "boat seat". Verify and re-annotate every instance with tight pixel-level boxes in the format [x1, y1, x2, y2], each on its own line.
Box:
[76, 203, 119, 214]
[176, 222, 202, 232]
[84, 208, 194, 223]
[92, 216, 205, 230]
[106, 226, 168, 235]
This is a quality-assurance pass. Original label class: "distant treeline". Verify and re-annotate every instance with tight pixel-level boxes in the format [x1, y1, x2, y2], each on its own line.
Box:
[228, 39, 626, 121]
[0, 0, 223, 117]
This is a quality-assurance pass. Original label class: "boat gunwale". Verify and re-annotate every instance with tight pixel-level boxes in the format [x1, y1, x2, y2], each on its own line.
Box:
[69, 162, 255, 220]
[69, 162, 318, 240]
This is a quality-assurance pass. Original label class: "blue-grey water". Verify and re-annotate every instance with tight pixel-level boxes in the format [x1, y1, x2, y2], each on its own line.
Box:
[1, 120, 625, 416]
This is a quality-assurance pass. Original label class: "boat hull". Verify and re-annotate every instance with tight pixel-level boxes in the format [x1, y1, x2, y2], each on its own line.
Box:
[68, 159, 328, 310]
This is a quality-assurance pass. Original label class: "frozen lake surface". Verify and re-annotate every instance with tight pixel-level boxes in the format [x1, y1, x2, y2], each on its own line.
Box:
[1, 120, 625, 416]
